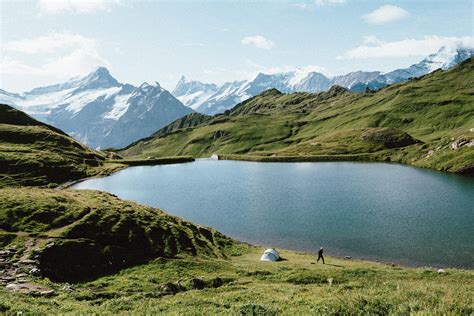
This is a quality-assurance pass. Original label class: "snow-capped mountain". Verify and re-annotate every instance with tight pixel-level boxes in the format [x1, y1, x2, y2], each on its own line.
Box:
[173, 69, 379, 115]
[0, 68, 193, 149]
[173, 46, 473, 114]
[330, 71, 381, 89]
[172, 76, 219, 110]
[351, 46, 474, 91]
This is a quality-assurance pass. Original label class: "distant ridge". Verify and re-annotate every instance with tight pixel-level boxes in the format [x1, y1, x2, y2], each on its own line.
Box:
[0, 68, 193, 149]
[172, 46, 474, 115]
[121, 57, 474, 174]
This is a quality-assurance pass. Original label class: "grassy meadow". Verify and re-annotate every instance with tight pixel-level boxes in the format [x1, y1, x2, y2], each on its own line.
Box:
[0, 244, 472, 314]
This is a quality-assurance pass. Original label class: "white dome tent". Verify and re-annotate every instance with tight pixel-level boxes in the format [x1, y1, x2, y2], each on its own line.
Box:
[260, 248, 280, 262]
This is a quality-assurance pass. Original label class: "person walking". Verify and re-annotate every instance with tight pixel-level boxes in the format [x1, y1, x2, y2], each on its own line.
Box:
[317, 247, 325, 264]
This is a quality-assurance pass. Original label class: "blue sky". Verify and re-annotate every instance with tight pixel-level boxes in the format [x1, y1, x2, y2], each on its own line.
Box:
[1, 0, 473, 92]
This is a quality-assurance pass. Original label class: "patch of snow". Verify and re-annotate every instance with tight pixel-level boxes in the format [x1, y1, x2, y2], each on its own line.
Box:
[65, 87, 121, 114]
[288, 70, 310, 87]
[103, 93, 132, 120]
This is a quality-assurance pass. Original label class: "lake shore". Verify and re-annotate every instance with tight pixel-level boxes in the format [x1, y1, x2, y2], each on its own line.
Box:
[69, 159, 474, 270]
[216, 153, 474, 175]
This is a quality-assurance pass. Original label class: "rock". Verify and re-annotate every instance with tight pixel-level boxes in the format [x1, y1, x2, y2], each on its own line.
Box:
[39, 290, 55, 297]
[1, 277, 15, 282]
[29, 268, 41, 276]
[159, 282, 181, 295]
[15, 273, 27, 278]
[344, 256, 352, 259]
[327, 278, 334, 286]
[5, 283, 19, 291]
[5, 282, 55, 296]
[19, 259, 37, 265]
[437, 269, 445, 274]
[61, 284, 74, 292]
[450, 137, 470, 150]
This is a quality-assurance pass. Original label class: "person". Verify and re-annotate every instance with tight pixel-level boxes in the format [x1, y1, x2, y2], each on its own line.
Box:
[317, 247, 325, 264]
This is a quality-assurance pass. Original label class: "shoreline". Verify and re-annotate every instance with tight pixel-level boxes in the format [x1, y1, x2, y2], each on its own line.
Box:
[58, 156, 195, 189]
[230, 239, 473, 271]
[216, 153, 473, 175]
[61, 155, 473, 271]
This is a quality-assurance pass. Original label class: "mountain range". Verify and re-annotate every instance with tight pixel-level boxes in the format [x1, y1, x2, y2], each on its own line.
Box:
[1, 45, 472, 149]
[0, 68, 192, 149]
[173, 46, 474, 115]
[122, 57, 474, 174]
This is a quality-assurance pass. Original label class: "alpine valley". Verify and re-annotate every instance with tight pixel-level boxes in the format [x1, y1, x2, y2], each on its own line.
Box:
[1, 46, 472, 151]
[1, 1, 474, 313]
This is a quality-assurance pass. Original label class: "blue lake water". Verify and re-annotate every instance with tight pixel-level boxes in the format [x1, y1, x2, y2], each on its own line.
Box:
[72, 160, 474, 268]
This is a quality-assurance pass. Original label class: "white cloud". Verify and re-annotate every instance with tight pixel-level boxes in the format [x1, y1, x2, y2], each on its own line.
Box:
[338, 36, 474, 59]
[1, 32, 111, 83]
[315, 0, 346, 6]
[294, 0, 346, 10]
[4, 33, 97, 54]
[37, 0, 119, 15]
[362, 35, 384, 46]
[234, 59, 331, 81]
[363, 5, 409, 25]
[241, 35, 275, 50]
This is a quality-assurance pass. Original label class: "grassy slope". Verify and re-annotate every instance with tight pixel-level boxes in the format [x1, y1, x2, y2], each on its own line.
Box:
[0, 104, 117, 188]
[121, 58, 474, 173]
[0, 188, 232, 282]
[0, 245, 472, 314]
[0, 104, 194, 188]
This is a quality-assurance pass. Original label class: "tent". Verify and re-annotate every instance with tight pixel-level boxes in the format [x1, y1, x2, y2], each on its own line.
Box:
[260, 248, 280, 262]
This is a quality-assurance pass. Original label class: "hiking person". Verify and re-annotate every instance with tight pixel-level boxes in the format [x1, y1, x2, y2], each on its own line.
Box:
[317, 247, 325, 264]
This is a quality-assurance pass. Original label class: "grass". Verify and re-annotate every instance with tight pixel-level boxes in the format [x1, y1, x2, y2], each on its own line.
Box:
[0, 188, 233, 282]
[0, 103, 196, 188]
[120, 58, 474, 174]
[0, 104, 109, 188]
[0, 245, 472, 314]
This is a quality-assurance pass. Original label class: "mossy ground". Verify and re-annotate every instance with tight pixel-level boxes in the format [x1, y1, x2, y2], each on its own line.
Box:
[0, 245, 472, 314]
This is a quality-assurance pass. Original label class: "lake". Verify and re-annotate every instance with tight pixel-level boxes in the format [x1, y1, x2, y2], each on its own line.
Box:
[71, 160, 474, 268]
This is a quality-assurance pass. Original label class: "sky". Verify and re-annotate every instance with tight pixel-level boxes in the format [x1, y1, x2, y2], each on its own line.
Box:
[1, 0, 473, 93]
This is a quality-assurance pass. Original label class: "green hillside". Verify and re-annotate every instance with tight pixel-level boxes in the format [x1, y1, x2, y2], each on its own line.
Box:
[121, 58, 474, 173]
[0, 104, 112, 187]
[0, 188, 232, 282]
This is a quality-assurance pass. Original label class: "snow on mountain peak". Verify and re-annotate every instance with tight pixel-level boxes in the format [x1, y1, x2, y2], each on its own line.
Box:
[423, 45, 474, 72]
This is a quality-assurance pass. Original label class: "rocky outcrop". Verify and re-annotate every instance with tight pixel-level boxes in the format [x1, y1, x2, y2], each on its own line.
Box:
[0, 241, 55, 297]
